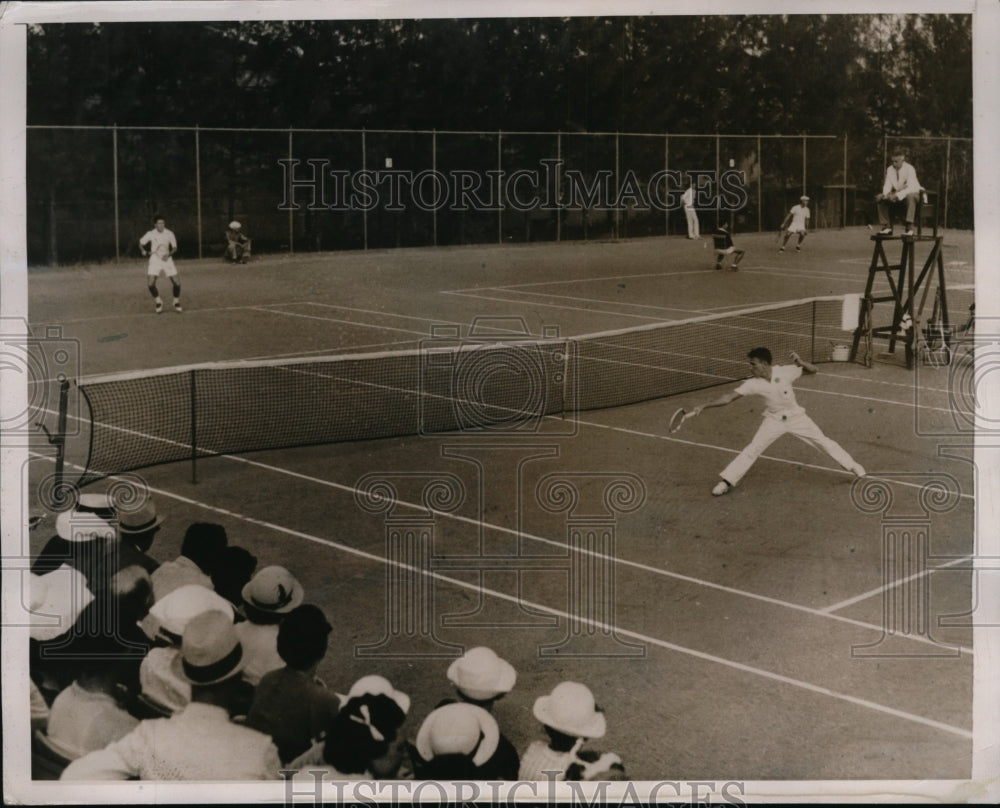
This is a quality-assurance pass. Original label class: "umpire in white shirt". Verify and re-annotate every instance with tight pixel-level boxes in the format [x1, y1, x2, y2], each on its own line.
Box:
[876, 150, 922, 236]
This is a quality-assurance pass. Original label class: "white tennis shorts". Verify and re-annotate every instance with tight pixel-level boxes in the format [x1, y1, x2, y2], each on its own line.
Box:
[147, 256, 178, 277]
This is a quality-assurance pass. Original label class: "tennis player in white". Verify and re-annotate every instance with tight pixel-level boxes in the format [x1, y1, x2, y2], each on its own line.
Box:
[778, 195, 810, 252]
[689, 347, 865, 495]
[139, 215, 182, 313]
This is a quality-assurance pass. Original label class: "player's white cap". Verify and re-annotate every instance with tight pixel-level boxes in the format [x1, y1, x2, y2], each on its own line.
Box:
[229, 221, 241, 230]
[800, 195, 810, 202]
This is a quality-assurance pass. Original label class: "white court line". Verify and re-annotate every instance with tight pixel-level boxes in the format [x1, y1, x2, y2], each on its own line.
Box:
[448, 268, 709, 293]
[441, 289, 675, 322]
[243, 338, 420, 361]
[821, 554, 974, 614]
[458, 286, 708, 316]
[30, 452, 974, 739]
[246, 306, 430, 336]
[794, 384, 961, 417]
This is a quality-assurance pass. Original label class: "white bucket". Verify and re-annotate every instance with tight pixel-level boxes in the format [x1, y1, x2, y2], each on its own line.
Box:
[831, 344, 850, 362]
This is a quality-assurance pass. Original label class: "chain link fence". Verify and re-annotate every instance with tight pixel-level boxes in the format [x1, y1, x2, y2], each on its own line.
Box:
[26, 126, 973, 265]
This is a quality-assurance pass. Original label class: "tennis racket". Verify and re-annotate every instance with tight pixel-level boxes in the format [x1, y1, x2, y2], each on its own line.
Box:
[669, 407, 696, 433]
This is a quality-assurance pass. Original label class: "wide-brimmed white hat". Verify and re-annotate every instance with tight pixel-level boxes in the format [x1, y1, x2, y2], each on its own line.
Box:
[533, 681, 606, 739]
[343, 674, 411, 715]
[241, 565, 304, 615]
[145, 584, 234, 644]
[28, 567, 95, 641]
[415, 703, 499, 767]
[447, 646, 517, 700]
[171, 610, 246, 685]
[229, 221, 241, 230]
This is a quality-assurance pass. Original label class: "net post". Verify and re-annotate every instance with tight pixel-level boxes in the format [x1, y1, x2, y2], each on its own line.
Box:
[190, 369, 198, 484]
[810, 300, 817, 363]
[54, 378, 69, 496]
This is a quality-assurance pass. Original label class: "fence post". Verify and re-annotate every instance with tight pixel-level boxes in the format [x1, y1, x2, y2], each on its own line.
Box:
[802, 135, 807, 196]
[497, 131, 502, 244]
[362, 129, 368, 251]
[944, 136, 951, 230]
[557, 131, 563, 242]
[757, 135, 762, 233]
[842, 134, 848, 229]
[432, 130, 437, 247]
[190, 370, 198, 485]
[615, 131, 620, 239]
[195, 126, 203, 259]
[288, 128, 295, 254]
[664, 133, 669, 236]
[113, 125, 120, 262]
[715, 134, 720, 226]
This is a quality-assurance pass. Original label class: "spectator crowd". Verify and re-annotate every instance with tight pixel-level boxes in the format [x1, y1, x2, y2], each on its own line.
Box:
[27, 494, 626, 782]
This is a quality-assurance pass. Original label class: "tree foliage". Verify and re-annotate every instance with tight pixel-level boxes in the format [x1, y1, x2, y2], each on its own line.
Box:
[27, 14, 971, 136]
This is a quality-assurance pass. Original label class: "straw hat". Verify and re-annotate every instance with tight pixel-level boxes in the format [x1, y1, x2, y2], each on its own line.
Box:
[344, 674, 410, 715]
[172, 610, 246, 685]
[146, 584, 234, 644]
[241, 566, 304, 614]
[118, 501, 164, 535]
[229, 221, 241, 230]
[415, 703, 499, 767]
[447, 646, 517, 701]
[533, 681, 607, 739]
[54, 493, 116, 542]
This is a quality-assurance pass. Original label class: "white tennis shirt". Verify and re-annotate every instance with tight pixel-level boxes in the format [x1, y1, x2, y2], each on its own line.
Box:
[734, 364, 806, 419]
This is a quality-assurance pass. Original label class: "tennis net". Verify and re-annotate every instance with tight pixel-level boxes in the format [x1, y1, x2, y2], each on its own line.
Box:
[75, 295, 858, 484]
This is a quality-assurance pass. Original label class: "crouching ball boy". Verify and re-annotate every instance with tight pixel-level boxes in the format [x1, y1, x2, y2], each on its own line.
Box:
[139, 215, 182, 313]
[711, 223, 745, 271]
[689, 347, 866, 496]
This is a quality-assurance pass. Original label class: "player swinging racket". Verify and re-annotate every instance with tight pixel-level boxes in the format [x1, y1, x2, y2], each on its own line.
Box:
[682, 347, 866, 496]
[139, 215, 182, 313]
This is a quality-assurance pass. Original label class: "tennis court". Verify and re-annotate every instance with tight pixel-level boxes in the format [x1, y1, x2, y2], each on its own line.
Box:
[26, 225, 977, 781]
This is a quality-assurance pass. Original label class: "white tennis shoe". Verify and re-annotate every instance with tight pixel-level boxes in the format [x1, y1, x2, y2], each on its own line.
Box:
[712, 480, 733, 496]
[154, 297, 163, 314]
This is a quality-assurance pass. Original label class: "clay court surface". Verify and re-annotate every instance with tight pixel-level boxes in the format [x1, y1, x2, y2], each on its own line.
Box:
[24, 226, 978, 780]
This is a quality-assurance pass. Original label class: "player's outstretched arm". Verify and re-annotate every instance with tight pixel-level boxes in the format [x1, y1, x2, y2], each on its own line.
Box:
[790, 351, 817, 374]
[691, 390, 741, 416]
